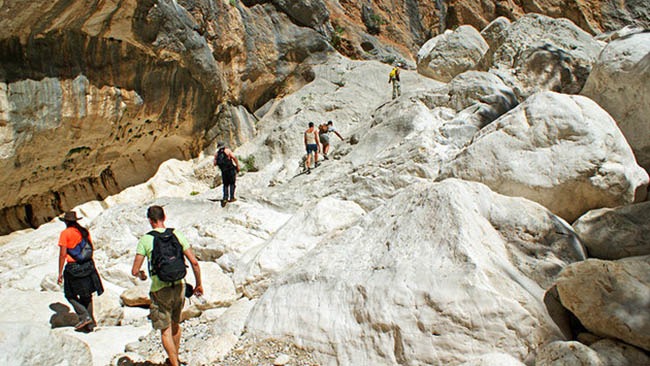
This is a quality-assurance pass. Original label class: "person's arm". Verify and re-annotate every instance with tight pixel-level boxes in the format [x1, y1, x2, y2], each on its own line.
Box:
[57, 246, 66, 285]
[334, 130, 344, 140]
[226, 149, 240, 172]
[184, 248, 203, 296]
[131, 254, 146, 277]
[304, 131, 307, 147]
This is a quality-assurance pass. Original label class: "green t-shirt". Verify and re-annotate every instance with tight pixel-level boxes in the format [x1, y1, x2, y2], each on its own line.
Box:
[137, 228, 190, 293]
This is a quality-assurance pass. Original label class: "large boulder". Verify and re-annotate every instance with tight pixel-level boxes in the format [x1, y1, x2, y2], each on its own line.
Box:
[556, 256, 650, 351]
[573, 202, 650, 260]
[581, 32, 650, 172]
[484, 14, 603, 100]
[417, 25, 489, 82]
[245, 179, 585, 365]
[439, 92, 649, 222]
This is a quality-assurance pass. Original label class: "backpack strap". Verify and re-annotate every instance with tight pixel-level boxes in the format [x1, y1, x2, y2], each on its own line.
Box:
[148, 228, 174, 238]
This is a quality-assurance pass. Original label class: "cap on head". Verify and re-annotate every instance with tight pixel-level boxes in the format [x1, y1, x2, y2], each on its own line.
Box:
[59, 211, 82, 222]
[217, 141, 225, 149]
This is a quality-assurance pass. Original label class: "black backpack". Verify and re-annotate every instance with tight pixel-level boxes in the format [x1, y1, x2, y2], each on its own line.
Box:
[67, 234, 93, 264]
[149, 228, 187, 282]
[216, 148, 233, 171]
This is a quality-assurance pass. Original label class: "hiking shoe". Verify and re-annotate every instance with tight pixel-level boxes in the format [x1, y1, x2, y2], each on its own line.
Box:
[306, 168, 311, 175]
[228, 198, 237, 202]
[74, 318, 93, 330]
[315, 162, 321, 167]
[323, 154, 329, 160]
[220, 200, 227, 208]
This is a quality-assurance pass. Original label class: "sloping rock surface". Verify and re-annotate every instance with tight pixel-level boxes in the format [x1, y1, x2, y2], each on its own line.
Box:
[245, 179, 584, 365]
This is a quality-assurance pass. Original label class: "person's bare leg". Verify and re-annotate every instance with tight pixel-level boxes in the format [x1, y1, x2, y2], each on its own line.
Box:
[172, 322, 181, 358]
[160, 327, 179, 366]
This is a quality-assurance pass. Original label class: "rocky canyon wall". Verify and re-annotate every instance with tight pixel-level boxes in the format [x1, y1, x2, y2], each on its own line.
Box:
[1, 0, 648, 234]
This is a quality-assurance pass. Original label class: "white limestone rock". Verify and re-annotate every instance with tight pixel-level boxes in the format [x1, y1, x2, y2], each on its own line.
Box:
[589, 338, 650, 365]
[581, 32, 650, 171]
[234, 197, 365, 297]
[94, 289, 124, 326]
[459, 352, 525, 366]
[417, 26, 489, 82]
[536, 341, 601, 365]
[486, 14, 603, 100]
[573, 202, 650, 259]
[0, 323, 93, 366]
[120, 283, 151, 307]
[189, 261, 238, 309]
[481, 17, 511, 50]
[536, 338, 650, 366]
[556, 256, 650, 351]
[208, 297, 257, 337]
[245, 179, 585, 365]
[439, 92, 649, 222]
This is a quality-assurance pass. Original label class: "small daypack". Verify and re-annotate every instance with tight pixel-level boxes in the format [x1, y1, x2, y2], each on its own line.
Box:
[149, 228, 187, 283]
[67, 234, 93, 263]
[318, 124, 328, 134]
[216, 148, 234, 171]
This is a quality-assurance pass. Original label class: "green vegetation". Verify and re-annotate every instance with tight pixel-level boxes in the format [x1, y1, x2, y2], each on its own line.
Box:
[370, 14, 385, 25]
[330, 25, 345, 49]
[190, 191, 200, 196]
[229, 0, 236, 6]
[238, 155, 258, 173]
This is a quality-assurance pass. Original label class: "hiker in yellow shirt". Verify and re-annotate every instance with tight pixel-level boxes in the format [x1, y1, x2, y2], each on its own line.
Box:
[389, 66, 401, 99]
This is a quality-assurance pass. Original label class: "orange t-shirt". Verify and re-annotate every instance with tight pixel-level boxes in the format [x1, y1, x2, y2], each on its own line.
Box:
[58, 227, 90, 263]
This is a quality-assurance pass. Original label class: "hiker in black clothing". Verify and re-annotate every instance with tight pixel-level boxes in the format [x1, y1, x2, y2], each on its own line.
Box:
[56, 211, 104, 332]
[214, 141, 240, 207]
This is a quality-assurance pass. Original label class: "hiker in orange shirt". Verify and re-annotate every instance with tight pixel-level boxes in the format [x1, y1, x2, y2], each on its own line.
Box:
[57, 211, 104, 332]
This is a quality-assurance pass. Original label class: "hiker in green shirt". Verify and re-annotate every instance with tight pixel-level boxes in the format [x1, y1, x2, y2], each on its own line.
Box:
[131, 205, 203, 366]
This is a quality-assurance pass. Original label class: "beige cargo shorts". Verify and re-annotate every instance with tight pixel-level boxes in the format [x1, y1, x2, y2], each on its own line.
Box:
[149, 282, 185, 330]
